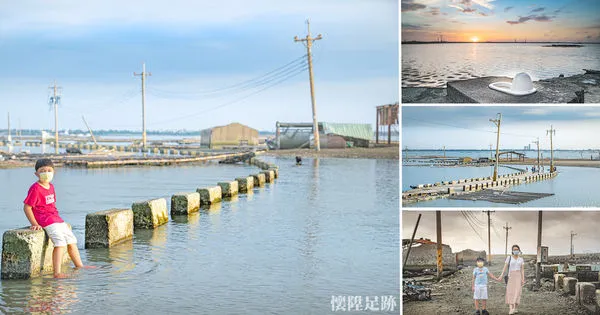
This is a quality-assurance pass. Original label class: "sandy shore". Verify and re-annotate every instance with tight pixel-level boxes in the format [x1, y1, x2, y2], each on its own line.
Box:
[263, 146, 399, 160]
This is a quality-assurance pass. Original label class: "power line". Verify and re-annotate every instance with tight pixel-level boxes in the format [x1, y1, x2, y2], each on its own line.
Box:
[460, 211, 486, 245]
[147, 55, 307, 98]
[147, 64, 308, 126]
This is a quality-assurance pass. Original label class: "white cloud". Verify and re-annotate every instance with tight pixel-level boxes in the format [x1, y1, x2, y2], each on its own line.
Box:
[472, 0, 495, 10]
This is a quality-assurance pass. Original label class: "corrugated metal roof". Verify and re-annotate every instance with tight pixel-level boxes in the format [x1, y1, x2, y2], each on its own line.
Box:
[321, 122, 373, 141]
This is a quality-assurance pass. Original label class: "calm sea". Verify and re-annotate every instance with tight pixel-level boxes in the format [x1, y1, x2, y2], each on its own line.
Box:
[0, 157, 400, 314]
[404, 149, 600, 160]
[403, 164, 600, 207]
[402, 43, 600, 87]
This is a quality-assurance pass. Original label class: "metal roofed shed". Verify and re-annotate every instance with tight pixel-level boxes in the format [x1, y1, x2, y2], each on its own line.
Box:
[200, 123, 259, 149]
[274, 122, 373, 149]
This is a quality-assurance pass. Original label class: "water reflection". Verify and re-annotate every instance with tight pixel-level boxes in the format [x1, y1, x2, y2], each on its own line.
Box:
[201, 202, 222, 231]
[26, 278, 79, 314]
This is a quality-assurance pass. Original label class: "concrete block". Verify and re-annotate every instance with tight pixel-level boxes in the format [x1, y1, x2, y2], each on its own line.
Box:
[218, 181, 239, 198]
[575, 282, 597, 306]
[262, 170, 275, 183]
[564, 277, 578, 295]
[554, 273, 565, 291]
[268, 168, 279, 179]
[1, 227, 72, 279]
[85, 209, 133, 248]
[132, 198, 169, 229]
[417, 184, 424, 189]
[448, 187, 455, 194]
[434, 182, 441, 186]
[252, 173, 266, 187]
[171, 192, 200, 215]
[235, 177, 255, 193]
[463, 185, 468, 191]
[196, 186, 222, 205]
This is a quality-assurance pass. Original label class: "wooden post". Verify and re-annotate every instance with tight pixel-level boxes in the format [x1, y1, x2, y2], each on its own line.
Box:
[436, 211, 443, 280]
[403, 214, 422, 270]
[375, 107, 379, 144]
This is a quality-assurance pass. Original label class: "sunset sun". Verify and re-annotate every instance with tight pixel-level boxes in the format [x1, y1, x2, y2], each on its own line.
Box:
[471, 36, 479, 42]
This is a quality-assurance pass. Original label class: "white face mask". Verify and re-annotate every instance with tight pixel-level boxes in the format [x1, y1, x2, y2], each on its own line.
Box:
[39, 172, 54, 183]
[512, 250, 520, 255]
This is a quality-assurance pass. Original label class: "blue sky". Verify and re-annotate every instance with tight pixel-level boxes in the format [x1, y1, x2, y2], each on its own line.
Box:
[0, 0, 398, 132]
[402, 106, 600, 150]
[402, 0, 600, 42]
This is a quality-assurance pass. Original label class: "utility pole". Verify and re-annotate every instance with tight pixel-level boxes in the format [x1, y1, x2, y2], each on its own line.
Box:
[536, 211, 543, 288]
[443, 146, 446, 159]
[503, 222, 512, 256]
[134, 63, 151, 151]
[546, 125, 556, 173]
[436, 211, 443, 280]
[294, 19, 322, 152]
[483, 211, 495, 265]
[402, 213, 422, 270]
[48, 81, 62, 154]
[490, 113, 502, 181]
[532, 138, 540, 173]
[489, 144, 493, 160]
[7, 112, 11, 143]
[570, 231, 577, 258]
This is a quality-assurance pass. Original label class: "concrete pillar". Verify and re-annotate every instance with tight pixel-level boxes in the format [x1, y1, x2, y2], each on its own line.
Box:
[132, 198, 169, 229]
[447, 187, 454, 194]
[85, 209, 134, 248]
[463, 185, 468, 191]
[171, 192, 200, 215]
[235, 177, 255, 193]
[262, 170, 275, 183]
[252, 173, 266, 187]
[196, 186, 222, 205]
[218, 181, 239, 198]
[564, 277, 578, 295]
[575, 282, 597, 306]
[268, 168, 279, 179]
[554, 273, 565, 291]
[1, 227, 72, 279]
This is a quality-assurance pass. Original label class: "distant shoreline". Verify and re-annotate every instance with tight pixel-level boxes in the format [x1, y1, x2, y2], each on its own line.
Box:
[402, 41, 599, 45]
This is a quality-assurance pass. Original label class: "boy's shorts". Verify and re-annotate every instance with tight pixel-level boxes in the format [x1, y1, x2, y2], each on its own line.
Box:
[473, 285, 488, 300]
[44, 223, 77, 247]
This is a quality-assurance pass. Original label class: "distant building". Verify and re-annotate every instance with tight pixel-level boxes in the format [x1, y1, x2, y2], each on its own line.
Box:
[200, 123, 259, 148]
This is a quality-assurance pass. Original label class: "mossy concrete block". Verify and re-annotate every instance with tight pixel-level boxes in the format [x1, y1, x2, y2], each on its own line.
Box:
[218, 181, 239, 198]
[85, 209, 133, 248]
[132, 198, 169, 229]
[196, 186, 222, 205]
[564, 277, 578, 295]
[268, 167, 279, 179]
[554, 273, 565, 291]
[235, 177, 254, 193]
[262, 170, 275, 183]
[1, 226, 72, 279]
[252, 173, 266, 187]
[171, 192, 200, 215]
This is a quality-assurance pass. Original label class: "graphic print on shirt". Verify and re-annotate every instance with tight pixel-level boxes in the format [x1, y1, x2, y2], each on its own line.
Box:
[45, 194, 55, 205]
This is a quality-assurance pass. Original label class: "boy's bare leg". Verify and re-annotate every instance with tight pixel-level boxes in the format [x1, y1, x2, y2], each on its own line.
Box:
[481, 300, 486, 310]
[67, 243, 84, 268]
[474, 300, 479, 310]
[53, 247, 67, 278]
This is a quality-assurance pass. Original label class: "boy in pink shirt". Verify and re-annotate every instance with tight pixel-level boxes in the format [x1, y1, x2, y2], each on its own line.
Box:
[23, 159, 92, 278]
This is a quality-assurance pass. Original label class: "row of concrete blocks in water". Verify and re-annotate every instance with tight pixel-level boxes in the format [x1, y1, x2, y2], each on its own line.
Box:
[553, 274, 599, 313]
[17, 141, 210, 156]
[0, 158, 278, 280]
[413, 171, 526, 189]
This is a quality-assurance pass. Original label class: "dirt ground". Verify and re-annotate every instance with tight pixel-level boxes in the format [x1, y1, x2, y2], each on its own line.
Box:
[263, 145, 399, 160]
[403, 256, 593, 315]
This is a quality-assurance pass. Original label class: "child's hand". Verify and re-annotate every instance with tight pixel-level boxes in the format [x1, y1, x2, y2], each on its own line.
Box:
[30, 225, 42, 231]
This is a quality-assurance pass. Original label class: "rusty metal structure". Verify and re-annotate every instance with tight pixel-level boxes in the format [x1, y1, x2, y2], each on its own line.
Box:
[375, 103, 399, 144]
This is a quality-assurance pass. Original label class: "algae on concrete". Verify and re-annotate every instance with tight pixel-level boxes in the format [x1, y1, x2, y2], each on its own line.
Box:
[252, 173, 266, 187]
[235, 177, 254, 193]
[171, 192, 200, 215]
[197, 186, 222, 205]
[85, 209, 133, 248]
[218, 181, 239, 198]
[2, 227, 72, 279]
[132, 199, 169, 229]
